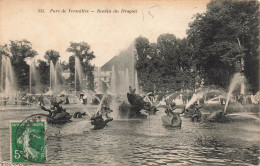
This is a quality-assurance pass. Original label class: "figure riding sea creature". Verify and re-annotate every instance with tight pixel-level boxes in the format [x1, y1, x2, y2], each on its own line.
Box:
[39, 102, 72, 124]
[118, 86, 158, 119]
[184, 103, 204, 122]
[90, 105, 113, 130]
[161, 102, 184, 127]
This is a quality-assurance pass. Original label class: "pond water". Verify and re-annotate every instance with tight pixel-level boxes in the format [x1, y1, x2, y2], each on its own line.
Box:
[0, 104, 259, 165]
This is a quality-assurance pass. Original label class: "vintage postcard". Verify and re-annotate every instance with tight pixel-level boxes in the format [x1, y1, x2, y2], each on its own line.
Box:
[0, 0, 259, 165]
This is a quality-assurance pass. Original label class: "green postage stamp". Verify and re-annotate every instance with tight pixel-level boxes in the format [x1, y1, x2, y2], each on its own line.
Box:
[10, 120, 46, 163]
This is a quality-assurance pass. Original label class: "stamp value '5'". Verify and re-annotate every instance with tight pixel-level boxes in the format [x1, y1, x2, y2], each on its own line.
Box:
[10, 120, 46, 163]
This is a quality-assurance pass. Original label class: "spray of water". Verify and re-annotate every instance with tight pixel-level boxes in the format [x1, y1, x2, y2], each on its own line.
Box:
[55, 62, 63, 92]
[75, 56, 84, 92]
[185, 88, 226, 109]
[225, 98, 260, 122]
[110, 66, 116, 94]
[119, 70, 125, 94]
[125, 68, 129, 93]
[49, 61, 55, 93]
[185, 92, 204, 109]
[224, 73, 245, 113]
[25, 57, 42, 94]
[95, 96, 105, 115]
[134, 69, 139, 94]
[0, 56, 17, 97]
[86, 90, 101, 103]
[227, 112, 260, 121]
[48, 60, 66, 94]
[96, 67, 102, 93]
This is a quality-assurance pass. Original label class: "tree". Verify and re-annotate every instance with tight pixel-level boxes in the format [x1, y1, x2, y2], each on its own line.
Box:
[37, 60, 49, 84]
[135, 35, 195, 92]
[67, 42, 96, 90]
[0, 44, 10, 57]
[44, 50, 60, 64]
[9, 40, 37, 90]
[187, 0, 259, 92]
[61, 61, 69, 70]
[135, 36, 154, 92]
[36, 59, 49, 90]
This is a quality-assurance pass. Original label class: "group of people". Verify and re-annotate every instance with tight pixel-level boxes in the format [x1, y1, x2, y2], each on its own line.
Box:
[0, 94, 46, 106]
[235, 94, 258, 104]
[0, 97, 9, 106]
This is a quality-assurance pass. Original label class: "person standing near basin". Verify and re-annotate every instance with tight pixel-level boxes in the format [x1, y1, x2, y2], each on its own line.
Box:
[3, 97, 9, 106]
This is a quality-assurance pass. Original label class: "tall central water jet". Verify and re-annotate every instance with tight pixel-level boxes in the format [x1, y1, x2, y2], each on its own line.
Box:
[0, 56, 16, 97]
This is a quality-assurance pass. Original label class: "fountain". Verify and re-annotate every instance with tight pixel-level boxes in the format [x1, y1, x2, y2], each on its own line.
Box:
[49, 60, 55, 94]
[75, 56, 84, 93]
[98, 42, 153, 119]
[182, 87, 228, 122]
[184, 73, 259, 122]
[85, 90, 101, 105]
[49, 60, 64, 94]
[90, 95, 114, 129]
[96, 67, 102, 93]
[110, 65, 116, 94]
[118, 70, 125, 94]
[125, 68, 129, 94]
[55, 62, 64, 93]
[24, 57, 41, 94]
[220, 73, 259, 122]
[134, 69, 139, 94]
[185, 92, 204, 109]
[185, 88, 225, 109]
[224, 73, 245, 113]
[0, 56, 16, 97]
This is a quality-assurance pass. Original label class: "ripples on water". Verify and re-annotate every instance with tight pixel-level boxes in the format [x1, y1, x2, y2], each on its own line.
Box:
[0, 105, 259, 165]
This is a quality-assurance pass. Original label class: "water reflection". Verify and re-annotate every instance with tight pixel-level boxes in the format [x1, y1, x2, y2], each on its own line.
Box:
[0, 106, 259, 165]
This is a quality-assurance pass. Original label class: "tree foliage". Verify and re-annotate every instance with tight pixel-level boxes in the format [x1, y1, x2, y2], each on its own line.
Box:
[44, 50, 60, 64]
[37, 59, 49, 86]
[8, 40, 38, 90]
[67, 42, 95, 90]
[135, 35, 196, 93]
[187, 0, 259, 92]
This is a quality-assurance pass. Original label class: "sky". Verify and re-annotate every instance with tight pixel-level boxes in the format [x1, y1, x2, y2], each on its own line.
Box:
[0, 0, 210, 67]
